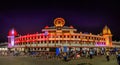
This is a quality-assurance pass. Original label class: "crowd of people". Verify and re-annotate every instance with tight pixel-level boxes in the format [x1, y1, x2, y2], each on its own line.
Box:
[0, 48, 120, 65]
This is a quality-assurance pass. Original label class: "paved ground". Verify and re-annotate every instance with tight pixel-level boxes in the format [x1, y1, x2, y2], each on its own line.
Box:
[0, 55, 118, 65]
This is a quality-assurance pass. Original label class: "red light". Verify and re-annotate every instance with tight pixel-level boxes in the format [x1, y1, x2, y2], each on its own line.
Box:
[70, 25, 74, 28]
[8, 28, 18, 36]
[45, 26, 49, 28]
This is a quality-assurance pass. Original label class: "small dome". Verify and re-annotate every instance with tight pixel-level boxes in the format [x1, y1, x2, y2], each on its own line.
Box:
[102, 25, 111, 35]
[70, 25, 74, 28]
[45, 26, 49, 28]
[8, 28, 18, 36]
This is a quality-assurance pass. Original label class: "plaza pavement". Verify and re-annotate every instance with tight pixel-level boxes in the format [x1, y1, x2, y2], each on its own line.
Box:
[0, 55, 118, 65]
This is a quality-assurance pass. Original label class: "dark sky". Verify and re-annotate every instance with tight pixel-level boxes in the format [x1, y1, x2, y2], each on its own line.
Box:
[0, 0, 120, 42]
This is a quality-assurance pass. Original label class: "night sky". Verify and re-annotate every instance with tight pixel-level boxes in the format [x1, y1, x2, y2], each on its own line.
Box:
[0, 0, 120, 42]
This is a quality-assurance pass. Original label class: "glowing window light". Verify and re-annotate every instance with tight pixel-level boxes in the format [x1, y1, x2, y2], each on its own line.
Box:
[95, 42, 106, 46]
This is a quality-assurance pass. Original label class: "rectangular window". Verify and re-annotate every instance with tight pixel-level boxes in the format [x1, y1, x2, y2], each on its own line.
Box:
[67, 35, 69, 38]
[41, 36, 43, 38]
[71, 36, 73, 38]
[64, 35, 66, 38]
[60, 35, 62, 38]
[41, 41, 43, 44]
[56, 40, 58, 43]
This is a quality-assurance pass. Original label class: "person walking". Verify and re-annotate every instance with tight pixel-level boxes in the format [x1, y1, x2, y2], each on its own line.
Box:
[89, 50, 93, 59]
[106, 51, 110, 61]
[117, 51, 120, 65]
[86, 51, 89, 58]
[63, 52, 67, 61]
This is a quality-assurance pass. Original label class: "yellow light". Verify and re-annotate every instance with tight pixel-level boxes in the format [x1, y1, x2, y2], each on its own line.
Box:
[54, 17, 65, 27]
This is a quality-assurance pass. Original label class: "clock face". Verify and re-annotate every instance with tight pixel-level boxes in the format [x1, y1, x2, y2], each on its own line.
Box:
[54, 17, 65, 27]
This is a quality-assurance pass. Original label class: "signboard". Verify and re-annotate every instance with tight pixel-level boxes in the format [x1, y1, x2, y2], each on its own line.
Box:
[56, 48, 60, 56]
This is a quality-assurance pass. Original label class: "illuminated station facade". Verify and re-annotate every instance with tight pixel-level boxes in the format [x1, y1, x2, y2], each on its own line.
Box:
[8, 18, 113, 52]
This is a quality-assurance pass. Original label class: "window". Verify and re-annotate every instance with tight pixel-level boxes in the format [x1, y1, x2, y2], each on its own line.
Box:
[41, 36, 43, 38]
[45, 36, 47, 38]
[75, 36, 77, 38]
[95, 37, 97, 40]
[71, 36, 73, 38]
[60, 35, 62, 38]
[67, 35, 69, 38]
[37, 36, 39, 39]
[52, 41, 55, 43]
[56, 40, 58, 43]
[41, 41, 43, 44]
[44, 41, 46, 43]
[31, 37, 33, 39]
[104, 39, 105, 41]
[49, 41, 51, 43]
[37, 41, 39, 43]
[63, 35, 65, 38]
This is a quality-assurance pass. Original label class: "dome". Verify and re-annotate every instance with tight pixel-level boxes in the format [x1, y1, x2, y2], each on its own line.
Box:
[8, 28, 18, 36]
[45, 26, 49, 28]
[102, 25, 111, 35]
[70, 25, 74, 28]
